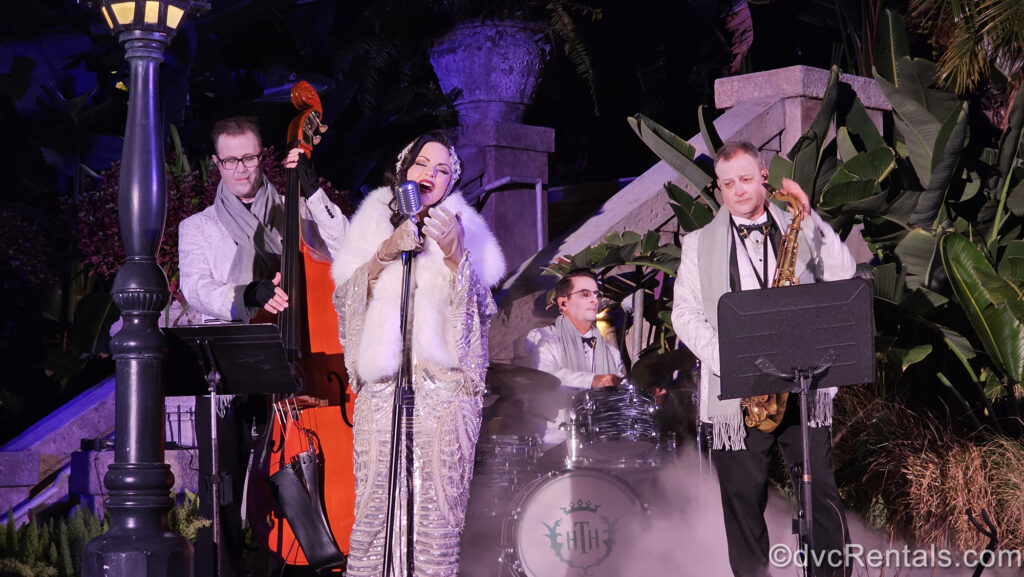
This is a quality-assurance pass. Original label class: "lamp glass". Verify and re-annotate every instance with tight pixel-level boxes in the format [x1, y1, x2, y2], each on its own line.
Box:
[144, 1, 160, 24]
[101, 5, 115, 29]
[110, 2, 136, 25]
[166, 5, 185, 29]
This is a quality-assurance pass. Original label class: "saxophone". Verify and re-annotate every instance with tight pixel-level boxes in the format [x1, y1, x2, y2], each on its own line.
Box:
[740, 184, 804, 432]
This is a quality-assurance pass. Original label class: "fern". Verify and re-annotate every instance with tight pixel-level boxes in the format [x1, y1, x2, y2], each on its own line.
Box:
[167, 489, 211, 542]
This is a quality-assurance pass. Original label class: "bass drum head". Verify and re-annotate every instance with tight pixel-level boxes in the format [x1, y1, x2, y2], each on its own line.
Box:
[502, 468, 647, 577]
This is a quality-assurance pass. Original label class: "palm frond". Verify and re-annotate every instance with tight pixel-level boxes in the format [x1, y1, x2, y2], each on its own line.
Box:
[548, 1, 600, 115]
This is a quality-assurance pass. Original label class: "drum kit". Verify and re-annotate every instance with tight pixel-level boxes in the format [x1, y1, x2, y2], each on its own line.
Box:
[465, 350, 697, 577]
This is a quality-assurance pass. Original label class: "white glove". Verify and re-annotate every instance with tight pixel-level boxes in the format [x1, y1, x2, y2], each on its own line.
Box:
[423, 206, 464, 271]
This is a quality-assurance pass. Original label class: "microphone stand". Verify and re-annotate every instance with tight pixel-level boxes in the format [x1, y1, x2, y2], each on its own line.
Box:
[383, 247, 416, 577]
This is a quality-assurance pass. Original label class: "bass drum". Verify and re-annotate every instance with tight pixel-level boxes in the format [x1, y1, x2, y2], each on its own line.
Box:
[500, 468, 647, 577]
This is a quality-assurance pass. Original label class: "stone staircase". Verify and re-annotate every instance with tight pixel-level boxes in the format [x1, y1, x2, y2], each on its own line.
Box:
[0, 375, 198, 524]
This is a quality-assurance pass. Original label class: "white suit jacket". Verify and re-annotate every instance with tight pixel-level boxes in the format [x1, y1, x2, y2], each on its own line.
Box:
[516, 323, 626, 449]
[179, 189, 348, 322]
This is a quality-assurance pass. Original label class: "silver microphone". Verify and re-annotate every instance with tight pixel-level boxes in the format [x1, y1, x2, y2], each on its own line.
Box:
[395, 180, 422, 223]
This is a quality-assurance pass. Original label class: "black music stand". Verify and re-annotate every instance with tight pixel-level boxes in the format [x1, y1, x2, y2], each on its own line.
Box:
[165, 323, 297, 577]
[717, 278, 874, 577]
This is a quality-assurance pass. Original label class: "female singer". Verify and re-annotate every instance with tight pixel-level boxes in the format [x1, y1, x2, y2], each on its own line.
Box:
[331, 131, 505, 576]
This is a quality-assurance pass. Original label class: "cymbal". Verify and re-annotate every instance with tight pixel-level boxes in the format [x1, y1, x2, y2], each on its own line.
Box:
[629, 348, 698, 390]
[485, 363, 561, 395]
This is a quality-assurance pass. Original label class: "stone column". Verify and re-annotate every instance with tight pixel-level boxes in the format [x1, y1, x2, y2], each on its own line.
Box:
[430, 19, 556, 271]
[457, 121, 555, 272]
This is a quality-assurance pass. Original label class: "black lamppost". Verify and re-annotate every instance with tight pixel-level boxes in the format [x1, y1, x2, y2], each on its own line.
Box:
[81, 1, 207, 576]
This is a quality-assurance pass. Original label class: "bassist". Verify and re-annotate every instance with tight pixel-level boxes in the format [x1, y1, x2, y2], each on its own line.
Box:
[178, 115, 348, 577]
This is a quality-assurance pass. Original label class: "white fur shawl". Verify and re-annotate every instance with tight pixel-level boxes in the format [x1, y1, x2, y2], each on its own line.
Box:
[331, 186, 505, 383]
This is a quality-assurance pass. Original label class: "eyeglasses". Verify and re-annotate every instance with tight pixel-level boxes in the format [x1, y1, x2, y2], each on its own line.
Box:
[216, 152, 264, 171]
[568, 288, 604, 300]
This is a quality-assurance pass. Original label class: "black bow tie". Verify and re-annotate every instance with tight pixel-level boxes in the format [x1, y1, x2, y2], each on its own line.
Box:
[581, 336, 596, 349]
[736, 221, 774, 240]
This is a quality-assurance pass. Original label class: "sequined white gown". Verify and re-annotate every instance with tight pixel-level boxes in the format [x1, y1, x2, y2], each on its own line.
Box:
[331, 187, 505, 577]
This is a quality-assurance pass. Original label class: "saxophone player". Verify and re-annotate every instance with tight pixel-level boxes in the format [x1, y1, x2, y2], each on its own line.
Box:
[671, 141, 857, 577]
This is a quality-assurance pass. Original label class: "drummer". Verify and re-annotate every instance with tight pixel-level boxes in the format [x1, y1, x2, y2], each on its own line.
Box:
[515, 268, 626, 451]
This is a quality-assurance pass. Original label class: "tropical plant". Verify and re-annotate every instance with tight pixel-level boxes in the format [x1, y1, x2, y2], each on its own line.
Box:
[907, 0, 1024, 97]
[570, 12, 1024, 436]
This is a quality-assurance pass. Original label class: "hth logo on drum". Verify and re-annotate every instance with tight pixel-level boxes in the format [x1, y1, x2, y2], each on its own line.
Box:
[542, 499, 617, 572]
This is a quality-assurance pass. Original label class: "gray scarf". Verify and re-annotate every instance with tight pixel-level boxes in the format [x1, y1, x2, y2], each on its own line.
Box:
[213, 177, 284, 285]
[555, 315, 618, 375]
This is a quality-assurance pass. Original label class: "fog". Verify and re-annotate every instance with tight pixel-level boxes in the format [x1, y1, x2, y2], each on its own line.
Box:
[459, 445, 1022, 577]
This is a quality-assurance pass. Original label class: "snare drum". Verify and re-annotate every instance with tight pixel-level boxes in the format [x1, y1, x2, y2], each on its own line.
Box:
[469, 435, 542, 517]
[500, 468, 647, 577]
[572, 382, 659, 461]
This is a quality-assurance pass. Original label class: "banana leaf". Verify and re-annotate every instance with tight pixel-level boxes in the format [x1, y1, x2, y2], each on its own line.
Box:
[820, 181, 883, 213]
[843, 97, 887, 152]
[874, 68, 942, 188]
[999, 257, 1024, 286]
[698, 104, 723, 156]
[665, 182, 714, 231]
[787, 66, 840, 194]
[836, 128, 859, 164]
[820, 147, 895, 213]
[871, 262, 904, 303]
[1006, 179, 1024, 216]
[894, 229, 941, 291]
[641, 230, 661, 253]
[941, 232, 1024, 383]
[767, 155, 792, 190]
[995, 84, 1024, 197]
[627, 113, 714, 194]
[813, 138, 839, 203]
[910, 102, 968, 228]
[888, 344, 933, 371]
[825, 146, 897, 187]
[872, 9, 909, 86]
[999, 240, 1024, 283]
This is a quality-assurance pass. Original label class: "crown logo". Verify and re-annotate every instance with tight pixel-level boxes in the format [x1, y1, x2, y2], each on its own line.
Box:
[561, 499, 600, 515]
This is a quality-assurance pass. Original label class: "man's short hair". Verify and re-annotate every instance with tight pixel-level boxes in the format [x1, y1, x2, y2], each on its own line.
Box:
[210, 116, 262, 154]
[714, 140, 762, 169]
[555, 268, 599, 301]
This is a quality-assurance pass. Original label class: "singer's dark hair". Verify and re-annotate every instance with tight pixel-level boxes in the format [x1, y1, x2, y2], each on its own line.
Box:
[387, 130, 456, 228]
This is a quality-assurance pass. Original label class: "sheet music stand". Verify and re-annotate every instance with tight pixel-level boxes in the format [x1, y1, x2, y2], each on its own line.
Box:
[718, 278, 874, 576]
[164, 323, 297, 577]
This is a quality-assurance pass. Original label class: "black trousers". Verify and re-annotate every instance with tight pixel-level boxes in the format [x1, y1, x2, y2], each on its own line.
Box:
[709, 398, 850, 577]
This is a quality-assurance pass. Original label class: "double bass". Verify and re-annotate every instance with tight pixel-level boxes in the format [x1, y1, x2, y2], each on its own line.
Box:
[246, 81, 356, 574]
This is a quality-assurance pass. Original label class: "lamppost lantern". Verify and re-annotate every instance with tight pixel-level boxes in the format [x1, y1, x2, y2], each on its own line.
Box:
[85, 0, 209, 40]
